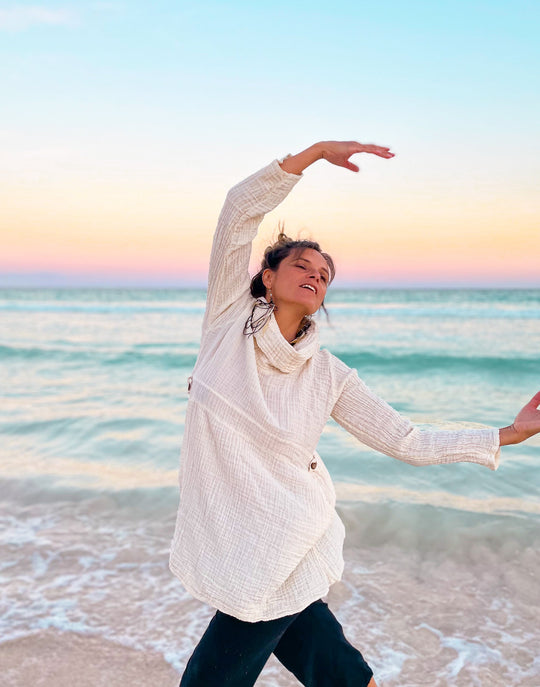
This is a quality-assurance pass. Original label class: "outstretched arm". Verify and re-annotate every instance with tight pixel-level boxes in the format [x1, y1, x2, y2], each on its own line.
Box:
[331, 369, 501, 470]
[279, 141, 394, 175]
[499, 391, 540, 445]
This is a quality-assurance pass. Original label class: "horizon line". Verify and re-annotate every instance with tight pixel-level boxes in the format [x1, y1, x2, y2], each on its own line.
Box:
[1, 271, 539, 291]
[1, 280, 539, 291]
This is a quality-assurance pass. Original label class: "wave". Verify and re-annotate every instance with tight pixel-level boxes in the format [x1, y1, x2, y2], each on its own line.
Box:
[1, 473, 537, 554]
[0, 343, 198, 370]
[2, 341, 537, 376]
[0, 302, 206, 314]
[0, 289, 207, 314]
[326, 303, 540, 319]
[335, 350, 539, 375]
[337, 498, 540, 557]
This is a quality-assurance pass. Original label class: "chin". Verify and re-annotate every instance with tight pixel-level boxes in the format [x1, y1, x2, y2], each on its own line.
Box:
[302, 302, 321, 317]
[283, 293, 322, 315]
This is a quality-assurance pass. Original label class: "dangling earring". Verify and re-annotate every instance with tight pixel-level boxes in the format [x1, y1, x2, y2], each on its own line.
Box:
[243, 290, 277, 337]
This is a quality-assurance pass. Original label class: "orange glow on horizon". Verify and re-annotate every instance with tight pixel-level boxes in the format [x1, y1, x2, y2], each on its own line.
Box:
[2, 173, 538, 287]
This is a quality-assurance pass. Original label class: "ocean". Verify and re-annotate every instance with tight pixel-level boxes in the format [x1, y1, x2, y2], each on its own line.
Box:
[1, 287, 539, 686]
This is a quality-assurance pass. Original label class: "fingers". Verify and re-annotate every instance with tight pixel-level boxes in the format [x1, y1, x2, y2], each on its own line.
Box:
[359, 143, 395, 158]
[326, 141, 395, 158]
[343, 143, 393, 171]
[526, 390, 540, 409]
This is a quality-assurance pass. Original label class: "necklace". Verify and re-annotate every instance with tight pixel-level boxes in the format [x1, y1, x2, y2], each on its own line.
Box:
[289, 317, 312, 346]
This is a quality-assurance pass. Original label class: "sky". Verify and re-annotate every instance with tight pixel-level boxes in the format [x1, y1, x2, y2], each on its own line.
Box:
[1, 0, 539, 288]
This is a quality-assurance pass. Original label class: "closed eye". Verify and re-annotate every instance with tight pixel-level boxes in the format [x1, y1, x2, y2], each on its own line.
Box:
[295, 261, 328, 284]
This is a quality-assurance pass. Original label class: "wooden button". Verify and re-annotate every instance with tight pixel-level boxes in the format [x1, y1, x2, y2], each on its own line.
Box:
[310, 461, 317, 470]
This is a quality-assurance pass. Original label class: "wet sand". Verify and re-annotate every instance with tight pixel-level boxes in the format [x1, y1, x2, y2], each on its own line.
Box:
[1, 630, 179, 687]
[0, 630, 308, 687]
[2, 620, 538, 687]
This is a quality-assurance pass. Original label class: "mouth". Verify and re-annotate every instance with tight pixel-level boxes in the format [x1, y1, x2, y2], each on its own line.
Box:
[300, 284, 317, 295]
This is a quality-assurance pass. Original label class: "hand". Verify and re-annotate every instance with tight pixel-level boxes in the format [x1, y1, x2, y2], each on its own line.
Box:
[320, 141, 395, 172]
[513, 391, 540, 440]
[500, 391, 540, 445]
[279, 141, 394, 175]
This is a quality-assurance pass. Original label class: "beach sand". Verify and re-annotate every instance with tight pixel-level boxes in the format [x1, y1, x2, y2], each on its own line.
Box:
[0, 630, 307, 687]
[1, 630, 179, 687]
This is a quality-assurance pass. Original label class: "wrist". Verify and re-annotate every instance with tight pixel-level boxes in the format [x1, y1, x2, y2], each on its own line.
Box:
[314, 141, 328, 160]
[279, 142, 326, 175]
[499, 423, 521, 446]
[302, 142, 326, 166]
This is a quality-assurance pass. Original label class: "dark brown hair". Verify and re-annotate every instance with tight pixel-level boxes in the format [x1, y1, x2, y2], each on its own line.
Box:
[250, 229, 336, 300]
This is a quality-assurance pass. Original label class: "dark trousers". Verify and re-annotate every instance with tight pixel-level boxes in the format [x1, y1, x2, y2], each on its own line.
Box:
[179, 598, 374, 687]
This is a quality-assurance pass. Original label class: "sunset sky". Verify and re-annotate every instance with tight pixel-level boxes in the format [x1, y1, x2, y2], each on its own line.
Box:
[1, 1, 539, 287]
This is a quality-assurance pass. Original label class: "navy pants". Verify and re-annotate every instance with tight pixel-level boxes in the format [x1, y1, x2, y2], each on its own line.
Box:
[179, 598, 374, 686]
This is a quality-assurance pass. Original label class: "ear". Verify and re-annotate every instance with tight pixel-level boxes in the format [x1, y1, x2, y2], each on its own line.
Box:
[261, 268, 273, 291]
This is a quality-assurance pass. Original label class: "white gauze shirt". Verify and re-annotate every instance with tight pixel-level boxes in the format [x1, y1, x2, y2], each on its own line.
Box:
[169, 159, 501, 622]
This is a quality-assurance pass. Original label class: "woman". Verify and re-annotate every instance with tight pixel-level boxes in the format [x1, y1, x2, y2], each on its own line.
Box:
[170, 140, 540, 687]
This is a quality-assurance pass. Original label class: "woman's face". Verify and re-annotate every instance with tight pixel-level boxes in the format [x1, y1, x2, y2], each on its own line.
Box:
[262, 248, 330, 316]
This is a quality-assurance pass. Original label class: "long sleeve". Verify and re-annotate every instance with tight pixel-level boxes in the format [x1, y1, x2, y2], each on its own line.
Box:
[202, 159, 302, 331]
[331, 368, 501, 470]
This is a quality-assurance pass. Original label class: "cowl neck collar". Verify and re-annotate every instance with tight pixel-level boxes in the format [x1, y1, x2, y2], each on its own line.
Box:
[254, 308, 319, 373]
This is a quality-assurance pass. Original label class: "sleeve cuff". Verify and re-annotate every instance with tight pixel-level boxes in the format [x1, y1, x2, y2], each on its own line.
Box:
[488, 427, 501, 471]
[273, 156, 303, 180]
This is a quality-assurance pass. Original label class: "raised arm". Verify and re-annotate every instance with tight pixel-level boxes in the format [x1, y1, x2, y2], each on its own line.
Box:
[203, 141, 394, 330]
[203, 161, 302, 329]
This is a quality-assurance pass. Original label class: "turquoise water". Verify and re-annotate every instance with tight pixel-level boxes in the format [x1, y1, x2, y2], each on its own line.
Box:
[1, 288, 539, 685]
[2, 287, 538, 502]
